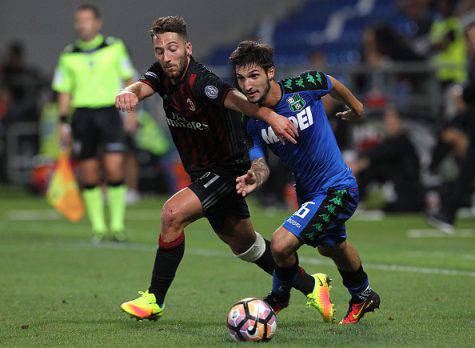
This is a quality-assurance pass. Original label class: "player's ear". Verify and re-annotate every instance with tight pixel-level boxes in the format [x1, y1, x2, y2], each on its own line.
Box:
[267, 66, 275, 80]
[186, 41, 193, 56]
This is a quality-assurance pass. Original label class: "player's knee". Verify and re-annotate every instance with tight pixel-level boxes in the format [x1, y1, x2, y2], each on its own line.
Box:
[317, 241, 345, 257]
[228, 238, 253, 255]
[271, 237, 292, 264]
[317, 244, 336, 257]
[161, 203, 184, 235]
[159, 207, 183, 243]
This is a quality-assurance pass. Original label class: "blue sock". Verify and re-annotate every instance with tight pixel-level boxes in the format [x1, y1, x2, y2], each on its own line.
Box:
[338, 266, 370, 297]
[272, 263, 299, 296]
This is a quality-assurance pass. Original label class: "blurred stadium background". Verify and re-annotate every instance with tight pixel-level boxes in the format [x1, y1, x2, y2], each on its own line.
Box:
[1, 0, 475, 214]
[0, 0, 474, 346]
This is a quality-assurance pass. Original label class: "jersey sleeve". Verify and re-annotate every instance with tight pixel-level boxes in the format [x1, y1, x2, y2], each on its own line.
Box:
[139, 63, 163, 92]
[116, 40, 135, 80]
[306, 71, 332, 99]
[281, 70, 332, 100]
[246, 119, 266, 161]
[192, 69, 232, 106]
[52, 54, 73, 93]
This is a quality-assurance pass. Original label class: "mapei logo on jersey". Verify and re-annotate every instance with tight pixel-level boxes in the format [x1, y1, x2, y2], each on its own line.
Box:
[286, 93, 306, 112]
[261, 106, 314, 144]
[166, 112, 209, 131]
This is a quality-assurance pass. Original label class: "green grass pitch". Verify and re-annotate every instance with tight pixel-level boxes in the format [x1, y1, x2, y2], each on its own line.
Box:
[0, 186, 474, 346]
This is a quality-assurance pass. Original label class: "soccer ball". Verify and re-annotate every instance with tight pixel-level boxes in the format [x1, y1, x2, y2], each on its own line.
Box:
[227, 297, 277, 342]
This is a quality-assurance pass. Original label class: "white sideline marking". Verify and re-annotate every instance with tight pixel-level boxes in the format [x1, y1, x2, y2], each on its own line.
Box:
[298, 257, 475, 278]
[407, 229, 475, 238]
[2, 211, 474, 277]
[353, 210, 385, 221]
[406, 251, 475, 260]
[3, 208, 388, 222]
[52, 241, 475, 278]
[3, 209, 163, 221]
[5, 210, 60, 220]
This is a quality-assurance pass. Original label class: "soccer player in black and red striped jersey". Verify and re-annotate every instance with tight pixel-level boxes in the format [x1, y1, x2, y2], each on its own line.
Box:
[115, 16, 318, 320]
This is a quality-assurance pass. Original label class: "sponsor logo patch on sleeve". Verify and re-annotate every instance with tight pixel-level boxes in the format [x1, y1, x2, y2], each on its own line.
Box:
[204, 85, 219, 99]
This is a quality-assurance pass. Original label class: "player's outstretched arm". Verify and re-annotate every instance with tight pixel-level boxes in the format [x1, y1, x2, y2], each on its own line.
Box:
[236, 157, 270, 197]
[224, 90, 298, 145]
[328, 76, 364, 121]
[121, 79, 139, 133]
[116, 81, 155, 113]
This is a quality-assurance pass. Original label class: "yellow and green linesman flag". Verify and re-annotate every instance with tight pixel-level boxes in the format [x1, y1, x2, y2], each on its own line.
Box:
[47, 151, 84, 222]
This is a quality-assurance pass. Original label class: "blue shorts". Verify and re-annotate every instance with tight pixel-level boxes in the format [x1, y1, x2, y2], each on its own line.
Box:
[282, 187, 359, 248]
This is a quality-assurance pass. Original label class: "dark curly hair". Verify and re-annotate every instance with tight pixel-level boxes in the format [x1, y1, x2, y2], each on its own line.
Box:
[229, 40, 274, 72]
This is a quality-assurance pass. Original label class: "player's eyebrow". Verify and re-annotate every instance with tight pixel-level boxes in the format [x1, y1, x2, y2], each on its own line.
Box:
[154, 40, 180, 51]
[236, 69, 260, 78]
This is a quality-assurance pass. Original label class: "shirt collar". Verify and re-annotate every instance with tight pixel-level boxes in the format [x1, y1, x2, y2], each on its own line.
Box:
[76, 34, 104, 51]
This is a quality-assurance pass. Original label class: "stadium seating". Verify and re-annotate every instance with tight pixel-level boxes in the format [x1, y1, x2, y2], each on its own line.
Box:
[206, 0, 413, 67]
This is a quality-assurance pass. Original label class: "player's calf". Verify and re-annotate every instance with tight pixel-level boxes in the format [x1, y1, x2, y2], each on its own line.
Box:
[272, 232, 335, 322]
[234, 231, 315, 307]
[319, 242, 380, 324]
[263, 228, 322, 314]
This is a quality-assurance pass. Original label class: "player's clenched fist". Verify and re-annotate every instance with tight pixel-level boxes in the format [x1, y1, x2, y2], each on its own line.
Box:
[236, 170, 258, 197]
[116, 90, 138, 113]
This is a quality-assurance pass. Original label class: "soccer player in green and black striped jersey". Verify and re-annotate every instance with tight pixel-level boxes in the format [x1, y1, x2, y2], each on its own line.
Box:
[52, 4, 135, 243]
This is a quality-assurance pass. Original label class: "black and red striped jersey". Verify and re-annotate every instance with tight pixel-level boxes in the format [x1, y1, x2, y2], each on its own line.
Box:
[140, 56, 249, 175]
